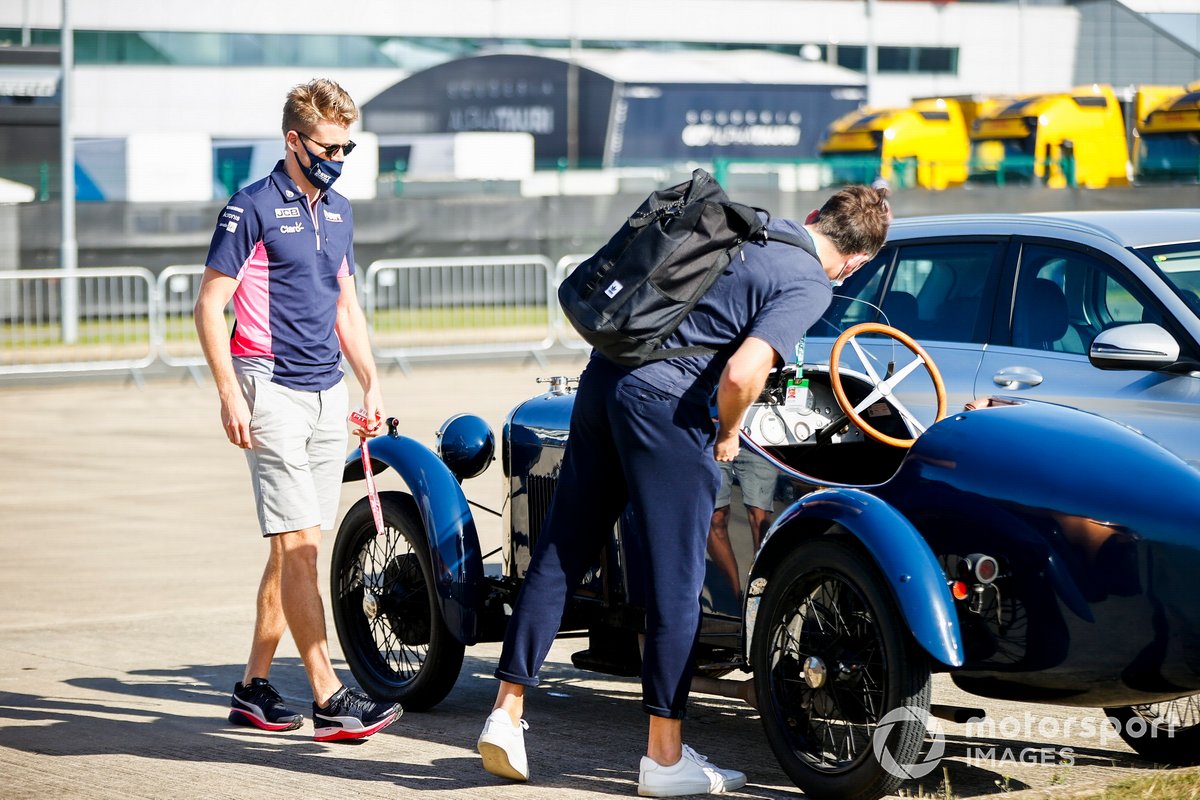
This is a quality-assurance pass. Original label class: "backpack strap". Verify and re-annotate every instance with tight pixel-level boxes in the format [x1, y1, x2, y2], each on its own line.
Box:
[760, 227, 820, 261]
[641, 344, 720, 362]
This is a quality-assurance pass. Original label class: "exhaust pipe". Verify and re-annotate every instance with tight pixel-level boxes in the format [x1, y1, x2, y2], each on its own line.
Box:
[690, 676, 757, 708]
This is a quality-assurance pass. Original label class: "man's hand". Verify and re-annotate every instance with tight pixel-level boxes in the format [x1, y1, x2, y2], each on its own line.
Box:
[335, 273, 385, 439]
[195, 267, 250, 448]
[714, 429, 740, 462]
[220, 390, 253, 448]
[351, 387, 385, 438]
[714, 336, 777, 460]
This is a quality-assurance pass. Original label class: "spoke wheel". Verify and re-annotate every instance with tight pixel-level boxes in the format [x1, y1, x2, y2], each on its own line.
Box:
[829, 322, 948, 448]
[331, 491, 465, 710]
[1104, 695, 1200, 765]
[753, 538, 932, 800]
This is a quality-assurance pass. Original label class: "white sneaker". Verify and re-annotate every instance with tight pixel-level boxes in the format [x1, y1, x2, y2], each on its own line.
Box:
[477, 709, 530, 781]
[638, 744, 747, 797]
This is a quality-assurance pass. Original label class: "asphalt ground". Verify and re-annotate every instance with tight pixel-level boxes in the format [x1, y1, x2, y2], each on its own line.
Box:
[0, 358, 1170, 799]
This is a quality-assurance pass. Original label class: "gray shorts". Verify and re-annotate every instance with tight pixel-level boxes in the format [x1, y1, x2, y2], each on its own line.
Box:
[716, 449, 779, 511]
[239, 374, 349, 536]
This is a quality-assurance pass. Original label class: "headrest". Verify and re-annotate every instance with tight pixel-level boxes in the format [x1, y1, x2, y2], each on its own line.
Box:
[882, 290, 918, 331]
[1016, 278, 1068, 347]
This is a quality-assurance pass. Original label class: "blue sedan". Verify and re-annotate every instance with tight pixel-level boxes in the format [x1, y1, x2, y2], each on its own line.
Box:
[804, 210, 1200, 466]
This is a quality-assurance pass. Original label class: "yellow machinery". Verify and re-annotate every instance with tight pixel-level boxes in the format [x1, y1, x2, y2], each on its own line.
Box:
[1134, 82, 1200, 183]
[818, 98, 972, 189]
[941, 95, 1012, 136]
[969, 84, 1130, 189]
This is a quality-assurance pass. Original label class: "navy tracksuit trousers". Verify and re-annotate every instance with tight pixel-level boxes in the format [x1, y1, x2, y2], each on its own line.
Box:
[494, 357, 721, 718]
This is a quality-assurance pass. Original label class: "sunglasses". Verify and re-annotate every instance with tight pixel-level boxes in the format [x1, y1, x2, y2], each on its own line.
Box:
[297, 130, 356, 159]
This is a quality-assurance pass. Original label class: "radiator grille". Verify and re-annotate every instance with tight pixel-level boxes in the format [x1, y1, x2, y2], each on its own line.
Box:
[527, 474, 558, 551]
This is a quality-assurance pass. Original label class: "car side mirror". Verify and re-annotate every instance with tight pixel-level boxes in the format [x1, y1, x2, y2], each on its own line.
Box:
[1089, 323, 1181, 371]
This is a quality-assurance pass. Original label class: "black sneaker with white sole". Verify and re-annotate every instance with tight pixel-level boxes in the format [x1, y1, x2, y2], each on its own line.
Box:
[228, 677, 304, 732]
[312, 686, 401, 742]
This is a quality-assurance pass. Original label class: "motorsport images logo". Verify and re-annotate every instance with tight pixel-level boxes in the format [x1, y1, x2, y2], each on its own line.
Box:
[871, 705, 946, 780]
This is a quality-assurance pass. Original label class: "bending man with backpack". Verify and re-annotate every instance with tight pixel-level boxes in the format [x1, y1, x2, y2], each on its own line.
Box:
[477, 175, 892, 797]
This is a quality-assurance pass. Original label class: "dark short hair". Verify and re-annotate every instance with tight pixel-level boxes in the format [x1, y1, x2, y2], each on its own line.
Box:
[811, 182, 892, 258]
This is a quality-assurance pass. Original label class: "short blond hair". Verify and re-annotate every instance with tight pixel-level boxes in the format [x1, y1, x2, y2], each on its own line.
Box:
[281, 78, 358, 134]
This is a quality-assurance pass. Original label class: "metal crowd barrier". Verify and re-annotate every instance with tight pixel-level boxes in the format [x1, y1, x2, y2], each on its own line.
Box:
[0, 255, 595, 380]
[364, 255, 559, 368]
[0, 267, 157, 376]
[555, 254, 592, 354]
[156, 264, 209, 371]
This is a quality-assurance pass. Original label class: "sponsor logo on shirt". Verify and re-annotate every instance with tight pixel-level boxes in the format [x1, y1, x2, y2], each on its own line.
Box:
[225, 205, 244, 213]
[322, 209, 343, 223]
[221, 211, 241, 222]
[224, 221, 238, 233]
[275, 207, 301, 218]
[279, 222, 305, 234]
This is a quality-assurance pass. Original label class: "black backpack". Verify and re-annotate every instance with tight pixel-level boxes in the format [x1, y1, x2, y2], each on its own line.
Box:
[558, 168, 817, 367]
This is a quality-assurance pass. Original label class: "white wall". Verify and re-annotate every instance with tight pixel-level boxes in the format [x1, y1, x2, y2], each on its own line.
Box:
[213, 132, 380, 201]
[77, 133, 211, 201]
[128, 132, 212, 202]
[378, 132, 534, 180]
[71, 67, 403, 138]
[870, 5, 1080, 106]
[10, 0, 1079, 57]
[8, 0, 1082, 139]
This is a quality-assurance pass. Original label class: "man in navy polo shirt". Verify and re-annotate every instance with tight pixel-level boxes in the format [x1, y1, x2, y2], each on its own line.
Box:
[195, 78, 400, 742]
[477, 183, 893, 795]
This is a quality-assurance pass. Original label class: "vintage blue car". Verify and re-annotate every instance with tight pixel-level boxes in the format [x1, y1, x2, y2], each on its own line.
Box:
[330, 322, 1200, 800]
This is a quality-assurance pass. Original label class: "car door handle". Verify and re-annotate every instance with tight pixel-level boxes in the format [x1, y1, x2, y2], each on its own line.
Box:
[992, 366, 1044, 389]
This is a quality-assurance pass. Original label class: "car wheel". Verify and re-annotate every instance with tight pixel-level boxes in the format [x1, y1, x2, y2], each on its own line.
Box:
[752, 538, 934, 800]
[331, 491, 465, 711]
[1104, 696, 1200, 765]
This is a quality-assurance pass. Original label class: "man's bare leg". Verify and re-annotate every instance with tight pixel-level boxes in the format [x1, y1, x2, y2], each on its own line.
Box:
[244, 536, 287, 684]
[276, 525, 342, 706]
[493, 680, 526, 726]
[706, 506, 742, 599]
[748, 506, 772, 553]
[647, 715, 683, 765]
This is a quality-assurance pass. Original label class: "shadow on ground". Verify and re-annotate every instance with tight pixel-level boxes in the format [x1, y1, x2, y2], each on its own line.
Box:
[0, 653, 1170, 798]
[0, 655, 793, 797]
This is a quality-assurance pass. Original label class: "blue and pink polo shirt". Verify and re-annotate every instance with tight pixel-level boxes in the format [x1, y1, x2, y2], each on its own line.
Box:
[204, 160, 355, 392]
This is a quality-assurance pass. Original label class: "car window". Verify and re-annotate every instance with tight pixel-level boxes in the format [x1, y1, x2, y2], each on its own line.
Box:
[888, 244, 1000, 342]
[811, 241, 1003, 343]
[1013, 244, 1157, 355]
[809, 248, 891, 337]
[1104, 274, 1148, 324]
[1141, 245, 1200, 317]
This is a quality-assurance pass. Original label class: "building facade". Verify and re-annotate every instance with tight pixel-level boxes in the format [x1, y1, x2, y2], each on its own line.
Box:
[3, 0, 1196, 143]
[1, 0, 1196, 200]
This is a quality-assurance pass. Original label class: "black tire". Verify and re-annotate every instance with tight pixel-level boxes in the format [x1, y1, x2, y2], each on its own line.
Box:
[752, 538, 934, 800]
[1104, 696, 1200, 765]
[331, 491, 465, 711]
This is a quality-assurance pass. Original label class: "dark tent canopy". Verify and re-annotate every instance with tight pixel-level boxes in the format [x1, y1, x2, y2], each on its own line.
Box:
[363, 49, 866, 168]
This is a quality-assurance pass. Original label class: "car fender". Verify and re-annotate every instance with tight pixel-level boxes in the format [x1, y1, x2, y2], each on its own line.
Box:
[747, 488, 964, 668]
[342, 435, 484, 646]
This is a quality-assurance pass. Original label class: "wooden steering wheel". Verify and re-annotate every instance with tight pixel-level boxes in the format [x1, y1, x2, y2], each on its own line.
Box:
[828, 322, 948, 448]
